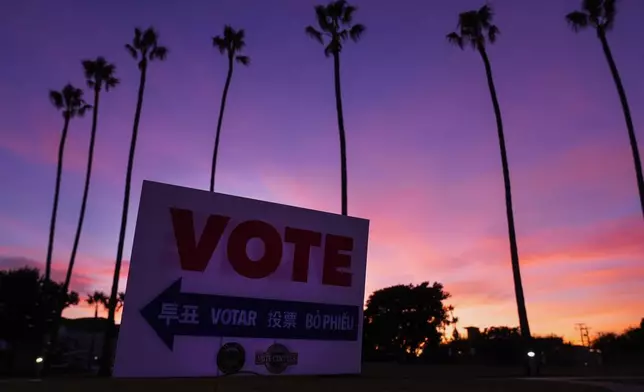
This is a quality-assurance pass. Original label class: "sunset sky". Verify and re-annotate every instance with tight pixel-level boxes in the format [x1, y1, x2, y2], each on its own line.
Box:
[1, 0, 643, 343]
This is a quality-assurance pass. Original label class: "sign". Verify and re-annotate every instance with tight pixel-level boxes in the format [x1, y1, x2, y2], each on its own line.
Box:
[114, 181, 369, 377]
[255, 343, 298, 374]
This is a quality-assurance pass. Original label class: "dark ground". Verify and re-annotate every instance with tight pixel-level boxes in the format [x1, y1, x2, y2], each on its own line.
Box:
[0, 376, 612, 392]
[4, 364, 640, 392]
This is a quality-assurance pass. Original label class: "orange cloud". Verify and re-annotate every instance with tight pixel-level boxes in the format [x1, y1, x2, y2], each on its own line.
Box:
[461, 214, 644, 269]
[535, 264, 644, 292]
[528, 215, 643, 262]
[528, 293, 643, 342]
[5, 132, 639, 336]
[455, 215, 644, 341]
[254, 135, 643, 340]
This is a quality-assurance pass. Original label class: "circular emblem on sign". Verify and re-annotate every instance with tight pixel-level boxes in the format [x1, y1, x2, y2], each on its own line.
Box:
[217, 342, 246, 375]
[254, 343, 299, 374]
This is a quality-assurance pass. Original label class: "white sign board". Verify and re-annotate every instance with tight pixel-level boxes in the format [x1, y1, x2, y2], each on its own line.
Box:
[114, 181, 369, 377]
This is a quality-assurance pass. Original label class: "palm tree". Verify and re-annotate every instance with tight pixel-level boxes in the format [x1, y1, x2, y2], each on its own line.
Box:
[45, 85, 91, 283]
[566, 0, 644, 219]
[305, 0, 365, 216]
[447, 5, 531, 339]
[64, 58, 119, 296]
[86, 291, 108, 319]
[86, 291, 108, 369]
[209, 26, 250, 192]
[116, 291, 125, 312]
[99, 27, 168, 377]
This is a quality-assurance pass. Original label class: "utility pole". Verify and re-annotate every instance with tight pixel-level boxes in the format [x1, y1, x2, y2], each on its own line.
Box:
[575, 323, 591, 347]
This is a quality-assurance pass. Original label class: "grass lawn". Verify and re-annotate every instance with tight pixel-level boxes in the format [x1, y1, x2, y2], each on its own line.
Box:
[0, 376, 611, 392]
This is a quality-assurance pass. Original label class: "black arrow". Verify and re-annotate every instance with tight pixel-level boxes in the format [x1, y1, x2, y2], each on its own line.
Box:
[140, 279, 360, 350]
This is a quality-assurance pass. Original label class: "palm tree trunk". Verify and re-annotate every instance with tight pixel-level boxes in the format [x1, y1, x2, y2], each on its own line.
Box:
[64, 88, 100, 293]
[210, 57, 234, 192]
[478, 46, 531, 339]
[99, 63, 148, 377]
[45, 114, 71, 282]
[40, 115, 71, 374]
[332, 51, 349, 216]
[598, 30, 644, 219]
[88, 305, 98, 370]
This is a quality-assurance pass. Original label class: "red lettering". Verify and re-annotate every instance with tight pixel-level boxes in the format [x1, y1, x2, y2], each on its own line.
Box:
[170, 208, 229, 272]
[284, 227, 322, 282]
[171, 208, 354, 286]
[322, 234, 353, 287]
[227, 220, 283, 279]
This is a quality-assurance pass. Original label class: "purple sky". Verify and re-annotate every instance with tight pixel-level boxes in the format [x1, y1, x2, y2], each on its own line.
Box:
[1, 0, 643, 342]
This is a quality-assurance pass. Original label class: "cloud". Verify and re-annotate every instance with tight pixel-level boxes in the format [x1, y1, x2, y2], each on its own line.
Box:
[0, 250, 130, 320]
[529, 263, 644, 300]
[449, 214, 644, 341]
[253, 136, 644, 342]
[454, 213, 644, 296]
[4, 127, 641, 336]
[0, 254, 93, 295]
[0, 122, 124, 184]
[449, 262, 644, 342]
[0, 251, 129, 296]
[446, 278, 514, 307]
[521, 215, 644, 265]
[445, 138, 638, 232]
[454, 214, 644, 275]
[0, 213, 44, 242]
[528, 292, 643, 340]
[256, 137, 644, 285]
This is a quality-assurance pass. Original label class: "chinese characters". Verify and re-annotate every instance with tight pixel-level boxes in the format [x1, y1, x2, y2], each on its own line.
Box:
[158, 303, 200, 326]
[267, 310, 297, 329]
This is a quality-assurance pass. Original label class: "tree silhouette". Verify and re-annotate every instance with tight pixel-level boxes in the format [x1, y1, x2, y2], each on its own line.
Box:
[99, 27, 168, 377]
[209, 26, 250, 192]
[64, 57, 119, 296]
[86, 291, 108, 319]
[566, 0, 644, 219]
[0, 267, 79, 375]
[447, 5, 531, 339]
[480, 326, 523, 365]
[305, 0, 365, 216]
[0, 268, 79, 345]
[593, 318, 644, 364]
[116, 291, 125, 312]
[45, 85, 91, 283]
[363, 282, 455, 360]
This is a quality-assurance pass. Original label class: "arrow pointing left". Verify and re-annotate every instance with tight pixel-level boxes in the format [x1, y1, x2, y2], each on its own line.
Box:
[140, 278, 360, 350]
